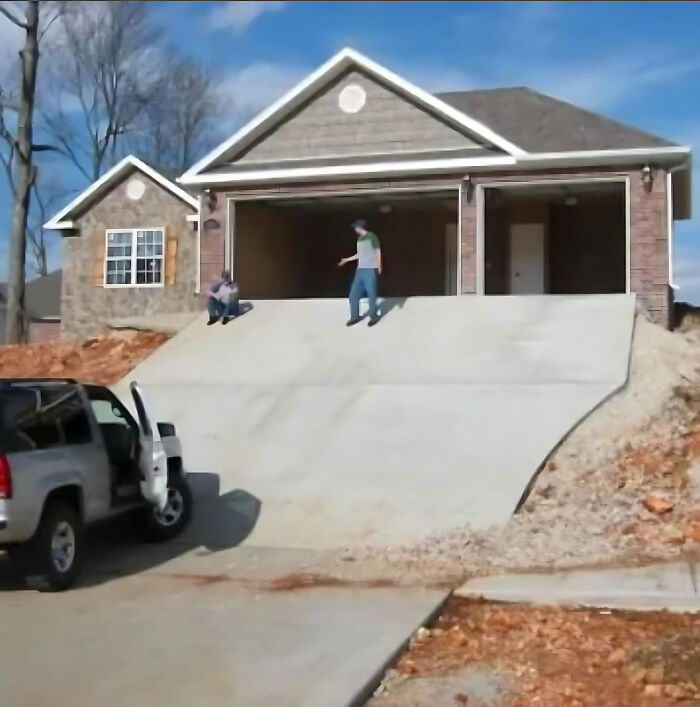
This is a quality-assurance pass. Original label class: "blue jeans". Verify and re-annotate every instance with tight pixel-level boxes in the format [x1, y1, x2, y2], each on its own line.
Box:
[349, 268, 379, 320]
[208, 297, 239, 318]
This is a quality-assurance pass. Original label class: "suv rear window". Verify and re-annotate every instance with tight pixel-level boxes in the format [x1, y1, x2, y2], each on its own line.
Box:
[0, 385, 92, 453]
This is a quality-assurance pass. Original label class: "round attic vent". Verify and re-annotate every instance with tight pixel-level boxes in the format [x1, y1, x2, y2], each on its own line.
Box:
[126, 178, 146, 201]
[338, 84, 366, 114]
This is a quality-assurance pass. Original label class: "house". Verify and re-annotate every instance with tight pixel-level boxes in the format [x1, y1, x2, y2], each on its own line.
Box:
[0, 269, 63, 343]
[44, 155, 200, 338]
[45, 48, 692, 336]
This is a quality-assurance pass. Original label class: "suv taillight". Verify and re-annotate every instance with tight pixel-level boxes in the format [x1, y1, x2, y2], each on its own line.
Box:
[0, 456, 12, 499]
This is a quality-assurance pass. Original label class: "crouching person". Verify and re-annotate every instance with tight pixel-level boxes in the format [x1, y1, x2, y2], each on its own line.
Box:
[207, 270, 240, 325]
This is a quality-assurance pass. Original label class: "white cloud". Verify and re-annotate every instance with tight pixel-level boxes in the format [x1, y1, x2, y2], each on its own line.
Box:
[219, 60, 308, 124]
[524, 55, 700, 111]
[674, 248, 700, 305]
[206, 1, 287, 34]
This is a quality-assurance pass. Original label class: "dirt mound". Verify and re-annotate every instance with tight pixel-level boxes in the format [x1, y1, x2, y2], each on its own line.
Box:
[0, 331, 168, 386]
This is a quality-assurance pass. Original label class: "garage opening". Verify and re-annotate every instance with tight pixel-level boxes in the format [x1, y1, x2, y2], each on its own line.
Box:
[483, 181, 627, 295]
[232, 191, 459, 299]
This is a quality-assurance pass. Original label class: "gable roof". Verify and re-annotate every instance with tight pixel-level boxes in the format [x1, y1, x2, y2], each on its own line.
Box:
[437, 87, 676, 153]
[0, 270, 62, 320]
[180, 47, 526, 182]
[44, 155, 199, 231]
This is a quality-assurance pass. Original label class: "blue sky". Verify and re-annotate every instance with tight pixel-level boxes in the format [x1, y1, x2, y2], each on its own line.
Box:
[1, 0, 699, 300]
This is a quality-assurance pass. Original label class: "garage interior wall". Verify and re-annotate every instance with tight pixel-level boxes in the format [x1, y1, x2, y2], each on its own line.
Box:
[233, 197, 458, 299]
[484, 185, 626, 295]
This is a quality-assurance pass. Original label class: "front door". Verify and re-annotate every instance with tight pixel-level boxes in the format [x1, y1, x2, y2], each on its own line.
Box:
[509, 223, 545, 294]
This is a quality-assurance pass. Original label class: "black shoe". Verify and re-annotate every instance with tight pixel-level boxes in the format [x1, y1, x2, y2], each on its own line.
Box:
[368, 316, 380, 327]
[346, 317, 362, 327]
[207, 316, 219, 326]
[222, 317, 232, 325]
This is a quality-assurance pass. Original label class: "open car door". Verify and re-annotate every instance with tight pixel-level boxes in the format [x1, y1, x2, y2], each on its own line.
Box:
[130, 382, 168, 511]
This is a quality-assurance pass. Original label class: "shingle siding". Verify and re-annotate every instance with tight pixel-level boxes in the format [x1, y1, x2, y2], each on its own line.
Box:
[233, 70, 482, 164]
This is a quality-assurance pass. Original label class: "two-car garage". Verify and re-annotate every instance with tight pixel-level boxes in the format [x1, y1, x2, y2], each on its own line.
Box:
[231, 191, 460, 299]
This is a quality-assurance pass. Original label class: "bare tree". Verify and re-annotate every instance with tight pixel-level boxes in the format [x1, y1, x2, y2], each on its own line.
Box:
[134, 54, 223, 174]
[42, 1, 161, 182]
[0, 0, 41, 343]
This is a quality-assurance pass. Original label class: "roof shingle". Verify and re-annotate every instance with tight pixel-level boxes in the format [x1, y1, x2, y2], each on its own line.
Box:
[436, 87, 676, 153]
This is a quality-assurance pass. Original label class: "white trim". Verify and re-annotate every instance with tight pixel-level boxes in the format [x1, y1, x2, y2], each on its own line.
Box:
[182, 147, 691, 187]
[227, 184, 460, 201]
[183, 156, 517, 185]
[518, 146, 691, 163]
[44, 155, 199, 231]
[195, 194, 202, 295]
[475, 185, 485, 295]
[185, 214, 199, 223]
[103, 226, 166, 289]
[180, 47, 525, 181]
[475, 176, 631, 295]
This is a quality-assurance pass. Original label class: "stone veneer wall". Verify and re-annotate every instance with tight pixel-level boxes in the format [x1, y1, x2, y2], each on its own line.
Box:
[61, 170, 199, 339]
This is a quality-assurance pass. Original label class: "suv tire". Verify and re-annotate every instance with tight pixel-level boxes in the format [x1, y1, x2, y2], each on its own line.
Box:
[23, 501, 83, 592]
[136, 473, 192, 543]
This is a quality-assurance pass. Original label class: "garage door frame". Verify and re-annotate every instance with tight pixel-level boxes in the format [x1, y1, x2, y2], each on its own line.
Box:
[226, 184, 463, 295]
[474, 176, 631, 296]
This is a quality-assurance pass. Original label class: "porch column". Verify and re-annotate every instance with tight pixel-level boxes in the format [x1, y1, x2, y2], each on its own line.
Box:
[629, 169, 670, 326]
[460, 184, 477, 294]
[199, 189, 227, 305]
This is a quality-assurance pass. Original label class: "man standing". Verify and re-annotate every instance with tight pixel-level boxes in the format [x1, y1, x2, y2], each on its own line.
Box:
[338, 219, 382, 327]
[206, 269, 239, 325]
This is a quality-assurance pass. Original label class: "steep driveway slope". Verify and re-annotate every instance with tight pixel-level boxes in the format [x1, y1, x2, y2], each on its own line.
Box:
[118, 295, 635, 549]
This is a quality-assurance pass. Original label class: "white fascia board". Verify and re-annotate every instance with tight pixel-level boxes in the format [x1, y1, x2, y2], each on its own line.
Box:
[519, 145, 691, 165]
[182, 155, 518, 185]
[180, 47, 525, 182]
[44, 155, 199, 231]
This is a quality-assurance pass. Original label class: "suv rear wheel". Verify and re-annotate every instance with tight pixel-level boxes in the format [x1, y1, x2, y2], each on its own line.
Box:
[22, 501, 83, 591]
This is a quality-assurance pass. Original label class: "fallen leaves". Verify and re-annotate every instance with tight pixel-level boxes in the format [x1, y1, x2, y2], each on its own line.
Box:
[382, 598, 700, 707]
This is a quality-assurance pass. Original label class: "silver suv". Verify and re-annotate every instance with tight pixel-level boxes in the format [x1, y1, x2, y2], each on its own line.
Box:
[0, 378, 192, 590]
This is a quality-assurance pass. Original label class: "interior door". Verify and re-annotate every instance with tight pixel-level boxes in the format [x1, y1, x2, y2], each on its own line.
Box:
[509, 223, 545, 294]
[130, 382, 168, 510]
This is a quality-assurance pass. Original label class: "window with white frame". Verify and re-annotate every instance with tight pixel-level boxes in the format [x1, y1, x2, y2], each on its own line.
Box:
[105, 228, 164, 286]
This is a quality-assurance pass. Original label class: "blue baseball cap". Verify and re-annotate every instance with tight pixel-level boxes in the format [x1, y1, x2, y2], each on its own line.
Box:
[351, 219, 367, 229]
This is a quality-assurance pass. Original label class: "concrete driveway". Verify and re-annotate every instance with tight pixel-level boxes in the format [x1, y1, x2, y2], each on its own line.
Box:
[118, 294, 635, 549]
[0, 294, 635, 707]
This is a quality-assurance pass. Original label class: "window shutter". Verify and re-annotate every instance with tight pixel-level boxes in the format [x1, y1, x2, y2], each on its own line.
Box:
[165, 229, 178, 286]
[92, 235, 105, 286]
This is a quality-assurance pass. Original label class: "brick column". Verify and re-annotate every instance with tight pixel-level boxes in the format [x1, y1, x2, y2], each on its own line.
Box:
[460, 187, 477, 294]
[629, 169, 670, 326]
[199, 190, 227, 304]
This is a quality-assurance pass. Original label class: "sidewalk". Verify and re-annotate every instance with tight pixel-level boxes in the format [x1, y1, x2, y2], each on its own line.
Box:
[455, 561, 699, 612]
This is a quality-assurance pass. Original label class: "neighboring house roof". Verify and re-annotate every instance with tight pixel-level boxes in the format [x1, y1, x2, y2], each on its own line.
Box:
[44, 155, 200, 231]
[437, 87, 676, 153]
[179, 47, 690, 186]
[0, 270, 62, 321]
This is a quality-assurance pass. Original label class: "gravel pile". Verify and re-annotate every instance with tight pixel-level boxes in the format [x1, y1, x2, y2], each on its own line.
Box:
[359, 313, 700, 575]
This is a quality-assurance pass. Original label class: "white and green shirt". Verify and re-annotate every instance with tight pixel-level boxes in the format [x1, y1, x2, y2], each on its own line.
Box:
[356, 232, 381, 269]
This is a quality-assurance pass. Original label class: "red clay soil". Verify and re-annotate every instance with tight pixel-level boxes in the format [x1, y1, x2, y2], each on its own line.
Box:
[379, 598, 700, 706]
[0, 332, 169, 385]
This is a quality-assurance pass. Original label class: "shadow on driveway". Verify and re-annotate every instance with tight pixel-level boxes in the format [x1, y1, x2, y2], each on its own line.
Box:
[0, 472, 261, 590]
